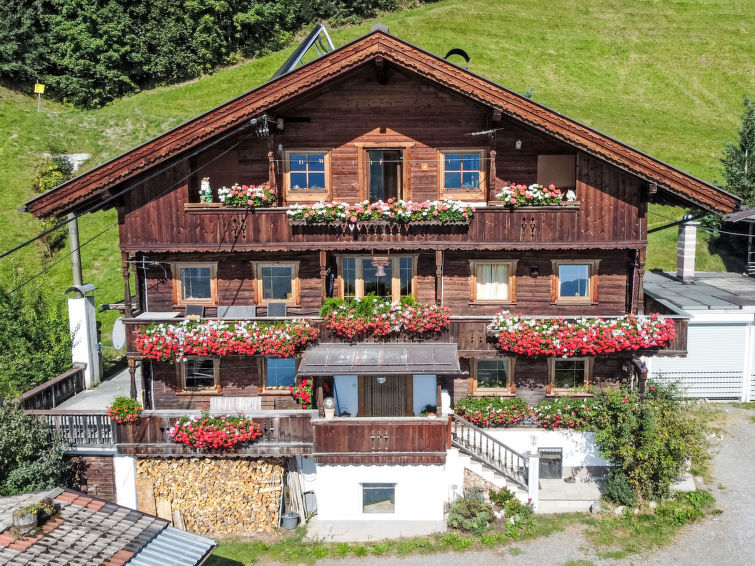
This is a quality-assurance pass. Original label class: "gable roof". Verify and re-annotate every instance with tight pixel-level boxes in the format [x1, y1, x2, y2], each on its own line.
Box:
[23, 30, 739, 218]
[0, 487, 215, 565]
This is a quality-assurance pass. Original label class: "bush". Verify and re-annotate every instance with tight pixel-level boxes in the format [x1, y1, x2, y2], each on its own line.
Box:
[591, 382, 711, 500]
[488, 487, 515, 508]
[534, 397, 598, 430]
[447, 497, 494, 536]
[605, 469, 637, 507]
[106, 396, 143, 424]
[454, 396, 530, 427]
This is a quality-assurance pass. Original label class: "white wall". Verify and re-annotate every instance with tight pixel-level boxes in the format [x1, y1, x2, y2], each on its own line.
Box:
[412, 375, 437, 415]
[113, 455, 138, 509]
[310, 464, 448, 523]
[487, 429, 610, 468]
[68, 296, 101, 387]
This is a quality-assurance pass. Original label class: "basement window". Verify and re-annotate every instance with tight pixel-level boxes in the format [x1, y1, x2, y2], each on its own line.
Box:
[362, 483, 396, 514]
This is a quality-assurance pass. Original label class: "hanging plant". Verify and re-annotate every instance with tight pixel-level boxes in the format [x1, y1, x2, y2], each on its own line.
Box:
[135, 319, 318, 362]
[487, 311, 675, 357]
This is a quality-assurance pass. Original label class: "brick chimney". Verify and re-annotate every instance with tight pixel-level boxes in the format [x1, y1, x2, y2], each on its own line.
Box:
[676, 218, 699, 283]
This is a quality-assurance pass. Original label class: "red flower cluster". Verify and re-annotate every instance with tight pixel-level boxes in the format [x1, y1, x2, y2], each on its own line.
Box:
[290, 378, 313, 409]
[487, 312, 675, 357]
[168, 412, 262, 449]
[324, 300, 450, 340]
[135, 319, 318, 362]
[454, 397, 531, 427]
[535, 400, 593, 429]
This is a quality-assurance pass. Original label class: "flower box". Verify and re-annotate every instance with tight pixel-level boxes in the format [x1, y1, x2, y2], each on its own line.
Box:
[495, 183, 572, 207]
[287, 199, 474, 225]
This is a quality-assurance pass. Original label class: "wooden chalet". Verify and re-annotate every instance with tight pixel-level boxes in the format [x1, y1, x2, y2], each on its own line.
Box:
[23, 25, 739, 537]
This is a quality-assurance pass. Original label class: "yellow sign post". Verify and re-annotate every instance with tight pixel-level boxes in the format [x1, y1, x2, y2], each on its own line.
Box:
[34, 83, 45, 111]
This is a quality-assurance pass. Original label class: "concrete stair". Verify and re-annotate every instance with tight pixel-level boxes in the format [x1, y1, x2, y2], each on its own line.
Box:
[454, 450, 528, 501]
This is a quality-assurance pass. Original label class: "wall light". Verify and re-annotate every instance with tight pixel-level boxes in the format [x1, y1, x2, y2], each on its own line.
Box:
[376, 376, 387, 384]
[515, 139, 522, 150]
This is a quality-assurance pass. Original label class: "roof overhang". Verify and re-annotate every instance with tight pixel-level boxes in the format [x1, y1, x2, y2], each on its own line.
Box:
[298, 343, 462, 376]
[23, 30, 740, 218]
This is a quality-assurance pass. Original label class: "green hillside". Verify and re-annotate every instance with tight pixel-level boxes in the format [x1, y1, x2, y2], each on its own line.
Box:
[1, 0, 753, 350]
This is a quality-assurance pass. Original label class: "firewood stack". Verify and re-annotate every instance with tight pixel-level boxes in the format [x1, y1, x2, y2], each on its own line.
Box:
[136, 457, 285, 536]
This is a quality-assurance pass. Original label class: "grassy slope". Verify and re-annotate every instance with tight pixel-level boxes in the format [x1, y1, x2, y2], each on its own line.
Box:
[1, 0, 753, 345]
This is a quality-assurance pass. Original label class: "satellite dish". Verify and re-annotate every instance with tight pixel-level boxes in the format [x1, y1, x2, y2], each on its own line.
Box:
[112, 317, 126, 350]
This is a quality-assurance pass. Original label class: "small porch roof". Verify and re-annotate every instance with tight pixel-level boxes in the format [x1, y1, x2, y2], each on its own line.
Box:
[298, 343, 462, 376]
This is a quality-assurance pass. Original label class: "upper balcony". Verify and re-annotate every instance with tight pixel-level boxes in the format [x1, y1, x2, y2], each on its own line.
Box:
[117, 202, 647, 253]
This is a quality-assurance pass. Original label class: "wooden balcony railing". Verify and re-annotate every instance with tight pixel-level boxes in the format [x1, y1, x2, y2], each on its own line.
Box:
[125, 314, 688, 358]
[312, 417, 450, 465]
[20, 365, 87, 410]
[25, 410, 316, 456]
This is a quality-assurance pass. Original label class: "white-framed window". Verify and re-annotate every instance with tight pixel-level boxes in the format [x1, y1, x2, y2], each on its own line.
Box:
[362, 483, 396, 514]
[551, 259, 599, 304]
[172, 263, 218, 305]
[548, 357, 593, 389]
[252, 262, 300, 305]
[265, 357, 297, 388]
[339, 255, 416, 301]
[177, 357, 220, 392]
[469, 260, 517, 303]
[284, 151, 328, 191]
[473, 358, 515, 391]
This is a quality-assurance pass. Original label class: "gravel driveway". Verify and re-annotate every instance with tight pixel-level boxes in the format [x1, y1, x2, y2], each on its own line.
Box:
[295, 404, 754, 566]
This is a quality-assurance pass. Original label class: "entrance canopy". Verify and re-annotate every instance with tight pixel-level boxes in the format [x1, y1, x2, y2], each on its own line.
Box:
[298, 343, 462, 376]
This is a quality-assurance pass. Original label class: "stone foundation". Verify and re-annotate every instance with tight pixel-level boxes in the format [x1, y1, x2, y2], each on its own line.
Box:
[136, 457, 285, 536]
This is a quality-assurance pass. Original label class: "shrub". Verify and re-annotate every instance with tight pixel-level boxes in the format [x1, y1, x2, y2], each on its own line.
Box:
[454, 396, 530, 427]
[591, 382, 711, 500]
[106, 396, 143, 424]
[605, 469, 636, 507]
[447, 497, 494, 536]
[488, 487, 515, 508]
[534, 397, 598, 430]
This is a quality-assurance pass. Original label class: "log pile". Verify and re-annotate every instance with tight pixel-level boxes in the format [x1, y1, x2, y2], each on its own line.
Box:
[136, 457, 285, 536]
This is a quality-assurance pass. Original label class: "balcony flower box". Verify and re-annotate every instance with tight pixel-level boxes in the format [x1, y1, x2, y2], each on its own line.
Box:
[494, 183, 573, 207]
[168, 407, 262, 449]
[135, 319, 318, 362]
[218, 183, 276, 208]
[287, 198, 474, 226]
[321, 296, 450, 341]
[487, 311, 675, 357]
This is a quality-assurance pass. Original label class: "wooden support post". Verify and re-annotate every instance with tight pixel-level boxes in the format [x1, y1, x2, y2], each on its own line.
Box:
[633, 358, 648, 400]
[122, 251, 132, 318]
[267, 150, 278, 203]
[436, 381, 442, 415]
[435, 250, 443, 304]
[320, 250, 328, 302]
[488, 149, 497, 202]
[128, 358, 137, 399]
[316, 377, 325, 418]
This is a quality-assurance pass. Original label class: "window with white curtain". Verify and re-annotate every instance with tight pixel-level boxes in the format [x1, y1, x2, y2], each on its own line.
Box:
[469, 260, 517, 302]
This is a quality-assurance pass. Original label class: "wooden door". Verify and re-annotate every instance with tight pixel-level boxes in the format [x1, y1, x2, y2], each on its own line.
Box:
[358, 375, 413, 417]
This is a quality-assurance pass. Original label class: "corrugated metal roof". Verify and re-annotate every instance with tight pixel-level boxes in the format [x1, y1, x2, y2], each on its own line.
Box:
[298, 343, 461, 376]
[127, 526, 215, 566]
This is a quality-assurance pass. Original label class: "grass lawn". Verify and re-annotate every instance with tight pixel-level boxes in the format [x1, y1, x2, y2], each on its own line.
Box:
[1, 0, 753, 349]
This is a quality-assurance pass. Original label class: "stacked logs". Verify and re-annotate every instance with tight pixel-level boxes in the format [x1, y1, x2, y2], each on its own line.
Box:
[136, 457, 285, 536]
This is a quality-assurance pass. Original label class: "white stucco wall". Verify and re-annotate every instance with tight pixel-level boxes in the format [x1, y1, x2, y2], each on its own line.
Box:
[113, 455, 138, 509]
[487, 428, 610, 468]
[68, 296, 101, 387]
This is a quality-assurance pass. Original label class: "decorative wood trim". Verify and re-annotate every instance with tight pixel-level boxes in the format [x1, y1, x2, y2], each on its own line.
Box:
[468, 259, 518, 303]
[251, 261, 301, 305]
[171, 262, 218, 306]
[550, 259, 600, 304]
[437, 147, 487, 201]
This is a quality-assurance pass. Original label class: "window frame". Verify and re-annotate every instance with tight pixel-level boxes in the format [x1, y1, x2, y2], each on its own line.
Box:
[337, 255, 417, 302]
[468, 260, 518, 304]
[283, 150, 330, 201]
[438, 148, 486, 199]
[262, 357, 298, 390]
[551, 259, 600, 304]
[251, 261, 300, 306]
[361, 482, 396, 514]
[172, 262, 218, 306]
[176, 357, 221, 394]
[472, 357, 515, 395]
[548, 357, 593, 390]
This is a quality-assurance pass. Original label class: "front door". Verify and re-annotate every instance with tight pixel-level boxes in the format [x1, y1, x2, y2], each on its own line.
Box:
[358, 375, 413, 417]
[368, 150, 403, 202]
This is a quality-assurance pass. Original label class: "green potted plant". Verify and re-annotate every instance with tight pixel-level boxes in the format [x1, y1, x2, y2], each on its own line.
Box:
[107, 396, 143, 424]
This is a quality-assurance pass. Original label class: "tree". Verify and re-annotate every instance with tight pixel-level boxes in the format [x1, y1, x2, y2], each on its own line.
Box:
[0, 285, 72, 400]
[0, 404, 69, 496]
[722, 97, 755, 206]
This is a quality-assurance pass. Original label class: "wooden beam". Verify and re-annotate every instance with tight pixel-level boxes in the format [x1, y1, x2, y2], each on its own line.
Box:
[319, 250, 327, 302]
[435, 250, 443, 303]
[128, 358, 137, 399]
[121, 251, 132, 318]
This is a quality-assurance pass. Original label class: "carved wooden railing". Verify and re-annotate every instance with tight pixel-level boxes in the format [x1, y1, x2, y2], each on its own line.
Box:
[450, 413, 528, 489]
[312, 417, 450, 465]
[20, 365, 87, 410]
[25, 409, 316, 456]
